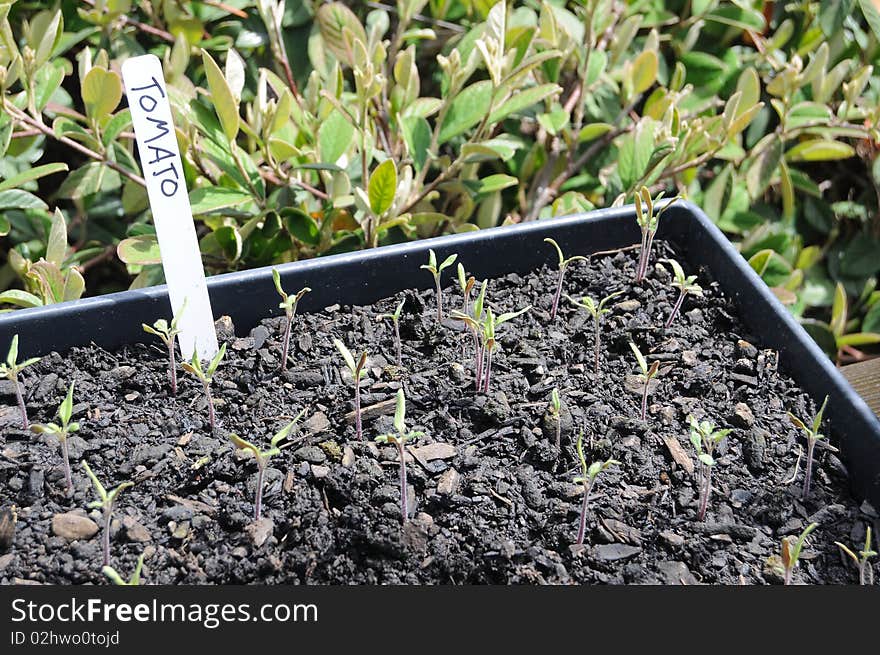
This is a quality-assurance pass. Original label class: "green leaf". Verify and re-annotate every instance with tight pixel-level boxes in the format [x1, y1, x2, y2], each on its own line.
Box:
[56, 162, 105, 199]
[746, 135, 782, 199]
[59, 382, 74, 426]
[0, 189, 48, 210]
[282, 208, 321, 246]
[0, 215, 8, 236]
[618, 120, 654, 190]
[863, 301, 880, 333]
[401, 115, 431, 170]
[632, 50, 658, 94]
[736, 69, 761, 113]
[786, 139, 855, 162]
[0, 290, 43, 308]
[465, 174, 518, 196]
[819, 0, 854, 37]
[748, 249, 793, 286]
[860, 0, 880, 40]
[102, 109, 132, 146]
[81, 67, 123, 123]
[33, 62, 65, 113]
[439, 80, 493, 144]
[489, 83, 560, 123]
[189, 187, 253, 214]
[316, 2, 367, 67]
[46, 209, 67, 267]
[213, 226, 243, 261]
[0, 163, 68, 192]
[786, 102, 832, 129]
[117, 235, 162, 265]
[368, 159, 397, 215]
[705, 5, 766, 31]
[578, 123, 613, 142]
[318, 109, 355, 164]
[393, 388, 406, 435]
[202, 50, 239, 143]
[537, 108, 568, 136]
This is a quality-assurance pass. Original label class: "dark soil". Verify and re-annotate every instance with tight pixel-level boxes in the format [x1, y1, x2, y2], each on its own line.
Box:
[1, 242, 877, 585]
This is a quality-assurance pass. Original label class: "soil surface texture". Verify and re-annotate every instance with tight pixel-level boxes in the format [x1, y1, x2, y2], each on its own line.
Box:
[1, 241, 877, 585]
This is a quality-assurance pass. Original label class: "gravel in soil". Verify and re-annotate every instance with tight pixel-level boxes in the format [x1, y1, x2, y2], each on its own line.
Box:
[1, 242, 878, 585]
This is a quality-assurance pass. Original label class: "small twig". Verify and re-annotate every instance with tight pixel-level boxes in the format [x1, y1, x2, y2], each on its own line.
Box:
[4, 101, 145, 187]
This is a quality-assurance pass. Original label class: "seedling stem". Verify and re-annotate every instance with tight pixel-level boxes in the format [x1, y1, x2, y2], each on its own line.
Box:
[181, 343, 227, 433]
[835, 526, 876, 586]
[378, 298, 406, 367]
[1, 334, 40, 429]
[30, 382, 79, 492]
[688, 416, 731, 521]
[229, 410, 305, 519]
[544, 238, 587, 321]
[82, 461, 133, 567]
[573, 431, 618, 546]
[788, 396, 829, 500]
[420, 249, 457, 321]
[272, 269, 311, 371]
[142, 301, 186, 394]
[334, 339, 368, 438]
[375, 389, 424, 523]
[630, 342, 659, 421]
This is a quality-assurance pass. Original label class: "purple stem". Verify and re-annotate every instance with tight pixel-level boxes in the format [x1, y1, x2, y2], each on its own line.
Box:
[635, 230, 649, 282]
[14, 373, 28, 429]
[802, 438, 815, 499]
[665, 290, 686, 329]
[61, 439, 72, 493]
[784, 566, 793, 586]
[474, 340, 484, 391]
[641, 231, 656, 280]
[393, 320, 402, 367]
[255, 464, 265, 520]
[168, 341, 177, 395]
[435, 278, 443, 322]
[205, 382, 216, 433]
[483, 348, 493, 393]
[697, 465, 712, 521]
[576, 483, 592, 546]
[641, 379, 650, 421]
[102, 503, 113, 567]
[397, 441, 409, 523]
[354, 380, 363, 439]
[280, 314, 293, 371]
[550, 266, 566, 321]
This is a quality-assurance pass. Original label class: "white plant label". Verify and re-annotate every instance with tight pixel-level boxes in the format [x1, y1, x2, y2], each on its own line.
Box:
[121, 54, 218, 361]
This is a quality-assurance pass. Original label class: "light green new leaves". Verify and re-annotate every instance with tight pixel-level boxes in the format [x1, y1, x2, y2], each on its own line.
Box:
[202, 50, 239, 143]
[368, 159, 397, 215]
[631, 50, 658, 95]
[81, 67, 122, 124]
